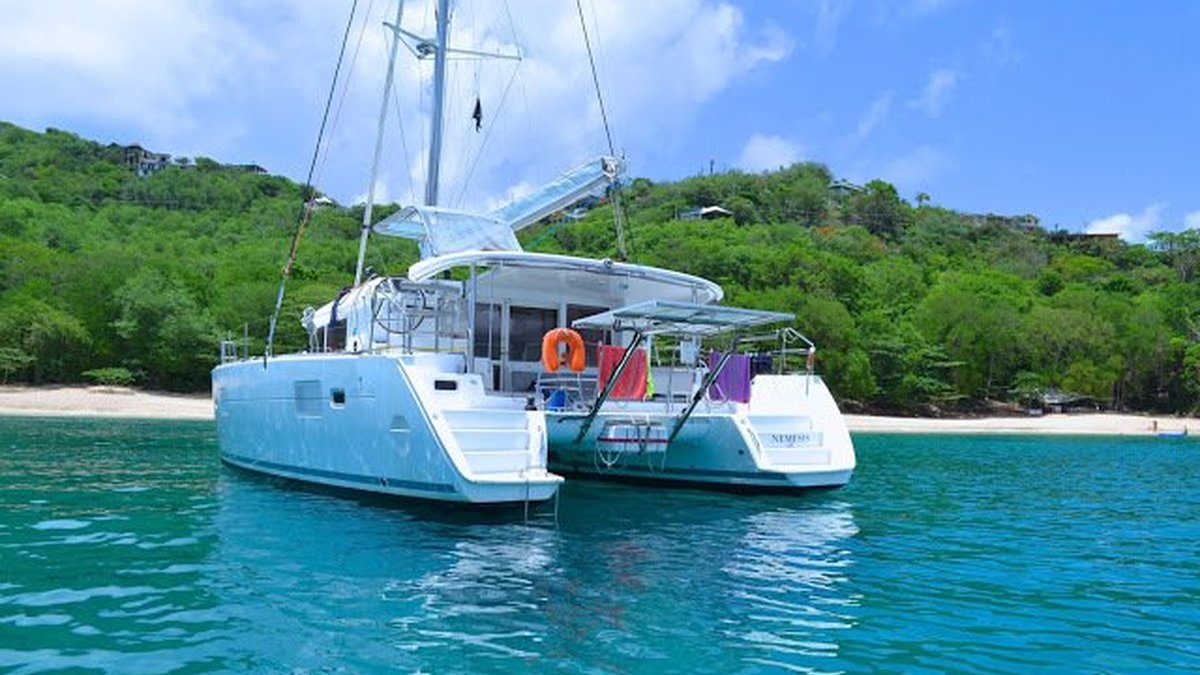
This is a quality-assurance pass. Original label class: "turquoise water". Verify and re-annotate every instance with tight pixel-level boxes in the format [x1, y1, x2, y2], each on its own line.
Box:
[2, 417, 1198, 673]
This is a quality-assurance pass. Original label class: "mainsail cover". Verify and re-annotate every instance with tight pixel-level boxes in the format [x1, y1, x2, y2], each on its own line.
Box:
[491, 156, 622, 232]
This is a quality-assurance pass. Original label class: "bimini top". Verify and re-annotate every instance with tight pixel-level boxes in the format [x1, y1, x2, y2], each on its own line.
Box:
[407, 250, 724, 305]
[373, 207, 520, 259]
[371, 156, 622, 259]
[572, 300, 793, 336]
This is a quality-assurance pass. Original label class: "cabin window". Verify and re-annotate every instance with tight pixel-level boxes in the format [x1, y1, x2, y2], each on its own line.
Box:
[473, 303, 501, 359]
[330, 388, 346, 406]
[509, 306, 558, 362]
[567, 304, 607, 367]
[295, 380, 323, 417]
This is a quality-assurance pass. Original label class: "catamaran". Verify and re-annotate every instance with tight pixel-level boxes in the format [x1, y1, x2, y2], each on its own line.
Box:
[211, 1, 855, 503]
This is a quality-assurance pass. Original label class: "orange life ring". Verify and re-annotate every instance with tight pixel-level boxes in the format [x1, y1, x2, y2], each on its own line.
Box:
[542, 328, 586, 373]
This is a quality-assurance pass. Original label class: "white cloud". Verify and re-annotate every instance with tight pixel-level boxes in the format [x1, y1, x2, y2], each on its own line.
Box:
[909, 69, 960, 117]
[1185, 210, 1200, 229]
[0, 1, 276, 142]
[351, 0, 796, 209]
[737, 134, 804, 172]
[854, 92, 894, 141]
[0, 0, 792, 210]
[813, 0, 851, 55]
[486, 180, 537, 214]
[876, 145, 952, 187]
[985, 24, 1022, 67]
[1086, 203, 1167, 242]
[352, 175, 394, 208]
[839, 145, 953, 198]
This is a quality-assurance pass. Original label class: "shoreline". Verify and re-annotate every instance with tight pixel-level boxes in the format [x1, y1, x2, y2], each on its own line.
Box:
[0, 385, 213, 421]
[0, 385, 1193, 436]
[843, 413, 1190, 436]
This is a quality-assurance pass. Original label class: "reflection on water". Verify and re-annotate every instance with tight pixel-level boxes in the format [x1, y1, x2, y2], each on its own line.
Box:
[721, 505, 859, 671]
[206, 472, 860, 673]
[4, 419, 1198, 673]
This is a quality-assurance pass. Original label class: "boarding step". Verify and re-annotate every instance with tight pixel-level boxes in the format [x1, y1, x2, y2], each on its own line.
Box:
[441, 408, 531, 431]
[452, 428, 531, 453]
[460, 448, 535, 475]
[439, 409, 537, 476]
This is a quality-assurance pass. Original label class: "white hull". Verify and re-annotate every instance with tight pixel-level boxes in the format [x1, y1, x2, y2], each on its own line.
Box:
[217, 7, 855, 506]
[212, 352, 562, 504]
[546, 375, 854, 490]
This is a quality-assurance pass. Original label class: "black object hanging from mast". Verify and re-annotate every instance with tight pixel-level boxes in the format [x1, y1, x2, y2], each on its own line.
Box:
[353, 0, 520, 286]
[393, 0, 521, 207]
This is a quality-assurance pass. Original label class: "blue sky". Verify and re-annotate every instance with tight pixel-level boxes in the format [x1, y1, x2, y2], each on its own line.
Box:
[1, 1, 1197, 241]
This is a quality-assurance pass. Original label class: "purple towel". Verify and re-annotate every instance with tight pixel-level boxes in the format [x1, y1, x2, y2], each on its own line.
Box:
[708, 351, 752, 403]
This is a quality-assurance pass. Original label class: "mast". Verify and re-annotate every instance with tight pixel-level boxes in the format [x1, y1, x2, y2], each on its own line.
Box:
[424, 0, 451, 207]
[354, 1, 407, 287]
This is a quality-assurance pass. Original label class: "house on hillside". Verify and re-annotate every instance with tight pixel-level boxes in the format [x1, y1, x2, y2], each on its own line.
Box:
[1034, 388, 1101, 414]
[678, 205, 733, 221]
[123, 145, 171, 177]
[962, 212, 1041, 231]
[828, 179, 864, 199]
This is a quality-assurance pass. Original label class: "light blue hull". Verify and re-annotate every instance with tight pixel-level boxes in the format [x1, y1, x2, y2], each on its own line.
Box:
[546, 375, 855, 490]
[212, 353, 562, 504]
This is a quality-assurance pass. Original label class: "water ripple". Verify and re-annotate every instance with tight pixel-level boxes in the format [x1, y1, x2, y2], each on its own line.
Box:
[2, 420, 1199, 672]
[29, 519, 91, 531]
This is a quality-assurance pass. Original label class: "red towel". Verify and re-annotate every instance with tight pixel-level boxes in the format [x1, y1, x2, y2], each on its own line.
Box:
[597, 345, 647, 400]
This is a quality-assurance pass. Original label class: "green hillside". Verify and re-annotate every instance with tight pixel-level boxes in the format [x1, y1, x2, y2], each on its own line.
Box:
[0, 122, 416, 391]
[2, 122, 1198, 413]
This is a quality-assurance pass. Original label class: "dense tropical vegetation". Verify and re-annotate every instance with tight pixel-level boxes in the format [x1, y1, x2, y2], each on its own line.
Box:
[2, 122, 1199, 414]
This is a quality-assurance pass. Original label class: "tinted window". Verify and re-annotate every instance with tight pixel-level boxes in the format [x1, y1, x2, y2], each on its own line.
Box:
[473, 303, 501, 359]
[509, 306, 558, 362]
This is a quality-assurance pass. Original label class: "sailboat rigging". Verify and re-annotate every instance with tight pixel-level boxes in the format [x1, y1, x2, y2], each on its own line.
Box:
[212, 1, 856, 504]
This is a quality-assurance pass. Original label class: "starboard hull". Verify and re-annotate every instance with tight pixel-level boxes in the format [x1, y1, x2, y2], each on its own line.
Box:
[544, 374, 855, 492]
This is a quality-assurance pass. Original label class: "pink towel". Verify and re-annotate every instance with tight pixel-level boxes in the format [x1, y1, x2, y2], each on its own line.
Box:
[598, 345, 648, 400]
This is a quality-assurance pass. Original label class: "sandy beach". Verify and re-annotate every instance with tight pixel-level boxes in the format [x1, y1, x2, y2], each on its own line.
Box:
[0, 385, 1193, 435]
[0, 385, 213, 421]
[843, 413, 1191, 436]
